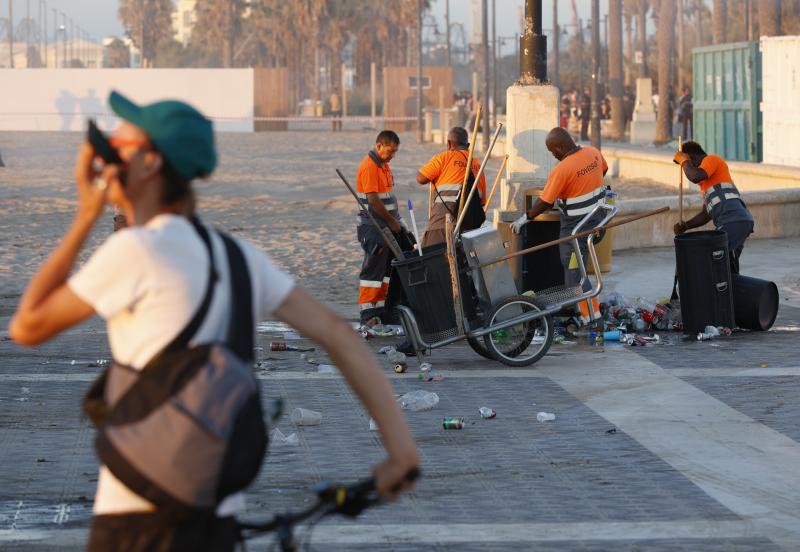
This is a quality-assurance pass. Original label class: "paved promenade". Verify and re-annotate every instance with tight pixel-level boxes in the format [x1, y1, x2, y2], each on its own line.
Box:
[2, 244, 799, 550]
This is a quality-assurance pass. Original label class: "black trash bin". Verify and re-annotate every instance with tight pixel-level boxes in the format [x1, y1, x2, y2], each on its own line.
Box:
[732, 274, 779, 331]
[391, 244, 474, 343]
[674, 230, 735, 333]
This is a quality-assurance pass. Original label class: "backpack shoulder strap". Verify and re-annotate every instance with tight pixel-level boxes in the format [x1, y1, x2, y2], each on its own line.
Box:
[219, 233, 254, 363]
[152, 218, 218, 361]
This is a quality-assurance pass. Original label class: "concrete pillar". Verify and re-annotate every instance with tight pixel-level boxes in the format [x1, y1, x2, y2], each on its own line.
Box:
[441, 110, 452, 144]
[424, 111, 434, 143]
[499, 84, 560, 220]
[630, 77, 656, 145]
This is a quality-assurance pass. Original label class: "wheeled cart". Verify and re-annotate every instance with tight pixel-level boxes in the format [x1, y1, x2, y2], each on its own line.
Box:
[392, 203, 619, 367]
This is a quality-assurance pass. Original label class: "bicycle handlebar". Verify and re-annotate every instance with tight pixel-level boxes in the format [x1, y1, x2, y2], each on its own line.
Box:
[238, 467, 420, 537]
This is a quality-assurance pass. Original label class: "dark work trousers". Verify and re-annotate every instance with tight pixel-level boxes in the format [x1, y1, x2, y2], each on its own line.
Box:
[558, 222, 605, 292]
[87, 512, 239, 552]
[580, 118, 590, 141]
[357, 223, 393, 324]
[558, 212, 605, 322]
[721, 220, 754, 275]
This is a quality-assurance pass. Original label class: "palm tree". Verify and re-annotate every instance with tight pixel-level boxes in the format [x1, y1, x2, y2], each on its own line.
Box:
[609, 0, 624, 140]
[637, 0, 649, 78]
[191, 0, 247, 67]
[623, 3, 634, 86]
[712, 0, 727, 44]
[759, 0, 783, 36]
[118, 0, 174, 67]
[655, 0, 676, 143]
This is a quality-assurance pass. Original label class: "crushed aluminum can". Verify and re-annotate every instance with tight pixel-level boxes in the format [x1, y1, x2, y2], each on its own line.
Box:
[479, 407, 496, 419]
[419, 371, 444, 381]
[442, 417, 465, 430]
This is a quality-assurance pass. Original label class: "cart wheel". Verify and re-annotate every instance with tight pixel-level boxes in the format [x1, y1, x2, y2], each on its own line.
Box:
[483, 296, 553, 367]
[467, 337, 494, 360]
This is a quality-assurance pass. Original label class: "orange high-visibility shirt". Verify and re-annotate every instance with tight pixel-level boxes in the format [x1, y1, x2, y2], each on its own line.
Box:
[419, 150, 487, 205]
[356, 154, 393, 194]
[540, 146, 608, 204]
[698, 155, 733, 193]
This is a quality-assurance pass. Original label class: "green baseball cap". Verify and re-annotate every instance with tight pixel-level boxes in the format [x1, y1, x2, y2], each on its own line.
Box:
[108, 90, 217, 181]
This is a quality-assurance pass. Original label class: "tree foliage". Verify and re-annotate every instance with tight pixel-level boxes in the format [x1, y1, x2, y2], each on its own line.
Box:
[118, 0, 175, 67]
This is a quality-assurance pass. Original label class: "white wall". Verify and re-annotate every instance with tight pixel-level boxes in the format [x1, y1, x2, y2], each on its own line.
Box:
[761, 36, 800, 167]
[0, 69, 254, 132]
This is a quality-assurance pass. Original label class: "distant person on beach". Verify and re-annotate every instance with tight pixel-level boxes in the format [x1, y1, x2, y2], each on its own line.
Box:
[8, 92, 418, 551]
[329, 87, 342, 132]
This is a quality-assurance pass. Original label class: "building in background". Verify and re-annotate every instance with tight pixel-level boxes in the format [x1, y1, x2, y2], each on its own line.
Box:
[172, 0, 197, 46]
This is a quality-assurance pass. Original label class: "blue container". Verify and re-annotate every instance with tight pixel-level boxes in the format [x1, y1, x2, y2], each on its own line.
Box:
[603, 330, 623, 341]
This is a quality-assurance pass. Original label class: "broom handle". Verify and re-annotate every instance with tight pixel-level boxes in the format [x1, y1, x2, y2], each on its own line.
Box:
[484, 154, 508, 213]
[458, 103, 482, 214]
[678, 136, 684, 223]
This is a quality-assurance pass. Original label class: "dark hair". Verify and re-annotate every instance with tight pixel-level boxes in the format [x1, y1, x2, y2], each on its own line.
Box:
[448, 127, 469, 146]
[681, 141, 706, 156]
[159, 157, 193, 205]
[376, 130, 400, 146]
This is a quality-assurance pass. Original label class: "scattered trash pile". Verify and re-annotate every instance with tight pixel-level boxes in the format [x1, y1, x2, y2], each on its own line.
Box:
[599, 292, 683, 335]
[555, 292, 732, 345]
[359, 323, 405, 339]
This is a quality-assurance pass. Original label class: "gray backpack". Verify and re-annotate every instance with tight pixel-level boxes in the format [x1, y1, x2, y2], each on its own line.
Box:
[83, 220, 267, 519]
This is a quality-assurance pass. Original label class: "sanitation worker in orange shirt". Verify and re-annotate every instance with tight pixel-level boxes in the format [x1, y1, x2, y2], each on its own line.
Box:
[672, 141, 754, 275]
[415, 127, 487, 248]
[511, 127, 609, 325]
[356, 130, 404, 327]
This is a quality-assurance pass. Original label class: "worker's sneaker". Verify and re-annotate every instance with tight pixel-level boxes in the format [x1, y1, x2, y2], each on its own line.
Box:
[395, 340, 417, 356]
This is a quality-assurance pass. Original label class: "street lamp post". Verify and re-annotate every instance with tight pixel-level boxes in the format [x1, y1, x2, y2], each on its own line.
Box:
[61, 12, 66, 68]
[43, 0, 47, 67]
[482, 0, 489, 150]
[552, 0, 558, 87]
[52, 8, 57, 67]
[491, 0, 497, 127]
[8, 0, 14, 68]
[445, 0, 451, 67]
[417, 0, 423, 144]
[26, 0, 30, 68]
[591, 0, 601, 149]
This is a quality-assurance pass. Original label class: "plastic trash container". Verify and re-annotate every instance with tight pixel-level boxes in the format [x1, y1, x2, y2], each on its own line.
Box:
[732, 274, 779, 331]
[392, 244, 475, 343]
[674, 230, 735, 333]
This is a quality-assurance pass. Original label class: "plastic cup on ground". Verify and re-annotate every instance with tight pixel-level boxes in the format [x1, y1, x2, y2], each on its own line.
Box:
[290, 408, 322, 426]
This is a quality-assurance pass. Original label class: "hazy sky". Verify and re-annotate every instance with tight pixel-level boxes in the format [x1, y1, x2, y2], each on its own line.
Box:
[5, 0, 600, 49]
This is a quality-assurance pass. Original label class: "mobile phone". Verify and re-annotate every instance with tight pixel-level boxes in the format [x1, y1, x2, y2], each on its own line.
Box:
[87, 119, 123, 165]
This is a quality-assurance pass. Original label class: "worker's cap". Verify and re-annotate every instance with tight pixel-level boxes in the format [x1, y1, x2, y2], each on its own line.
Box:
[108, 91, 216, 181]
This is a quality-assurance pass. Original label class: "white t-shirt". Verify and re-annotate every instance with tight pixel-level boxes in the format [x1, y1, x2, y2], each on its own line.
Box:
[68, 213, 294, 515]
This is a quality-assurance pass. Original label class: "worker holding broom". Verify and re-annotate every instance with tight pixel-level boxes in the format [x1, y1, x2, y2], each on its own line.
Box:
[511, 127, 609, 326]
[673, 141, 754, 274]
[415, 127, 487, 248]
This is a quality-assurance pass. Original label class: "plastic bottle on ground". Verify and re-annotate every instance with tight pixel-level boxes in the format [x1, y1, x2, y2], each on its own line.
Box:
[398, 390, 440, 411]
